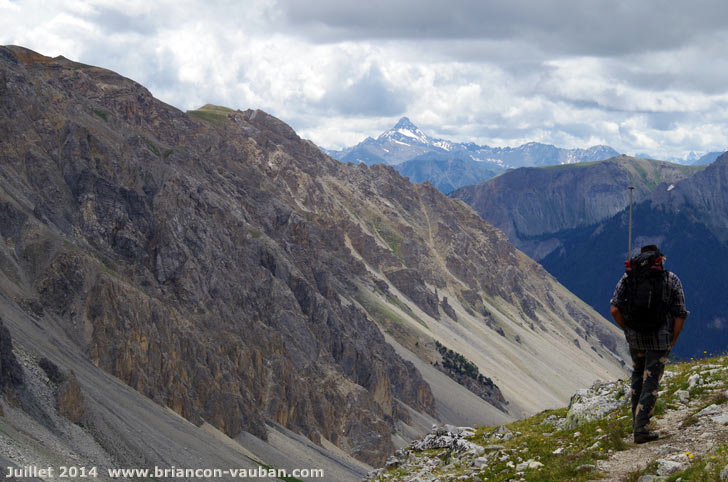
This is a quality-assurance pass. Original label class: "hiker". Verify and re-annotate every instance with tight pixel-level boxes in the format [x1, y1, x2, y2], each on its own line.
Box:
[609, 244, 689, 444]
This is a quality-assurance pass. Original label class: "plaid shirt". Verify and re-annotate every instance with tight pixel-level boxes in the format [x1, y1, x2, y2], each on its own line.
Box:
[610, 271, 689, 350]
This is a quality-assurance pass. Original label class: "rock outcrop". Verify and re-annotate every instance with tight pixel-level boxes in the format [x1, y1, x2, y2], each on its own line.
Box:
[563, 379, 629, 429]
[56, 371, 86, 424]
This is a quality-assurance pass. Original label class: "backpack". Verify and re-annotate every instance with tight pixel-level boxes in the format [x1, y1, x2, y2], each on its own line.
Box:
[622, 250, 669, 333]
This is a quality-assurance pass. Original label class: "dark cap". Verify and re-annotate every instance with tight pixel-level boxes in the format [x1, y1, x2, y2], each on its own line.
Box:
[640, 244, 659, 253]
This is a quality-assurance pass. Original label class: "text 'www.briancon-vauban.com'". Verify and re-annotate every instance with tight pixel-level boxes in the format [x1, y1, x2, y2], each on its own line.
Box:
[6, 465, 325, 479]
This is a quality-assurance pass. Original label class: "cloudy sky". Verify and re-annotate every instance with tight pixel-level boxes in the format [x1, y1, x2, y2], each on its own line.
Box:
[2, 0, 727, 159]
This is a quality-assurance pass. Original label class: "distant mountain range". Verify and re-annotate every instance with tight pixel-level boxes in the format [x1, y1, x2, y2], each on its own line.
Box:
[453, 154, 728, 359]
[636, 151, 724, 165]
[323, 118, 621, 193]
[324, 119, 724, 194]
[692, 152, 724, 164]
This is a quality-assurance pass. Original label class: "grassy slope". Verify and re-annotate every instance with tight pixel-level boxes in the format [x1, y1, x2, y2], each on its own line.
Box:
[186, 104, 235, 123]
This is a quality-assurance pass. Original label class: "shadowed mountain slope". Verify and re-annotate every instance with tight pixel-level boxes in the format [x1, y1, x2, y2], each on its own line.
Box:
[395, 153, 502, 194]
[453, 156, 704, 261]
[536, 153, 728, 359]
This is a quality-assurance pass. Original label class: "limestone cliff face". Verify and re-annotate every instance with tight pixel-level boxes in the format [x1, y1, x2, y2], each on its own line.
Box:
[0, 46, 627, 465]
[0, 46, 434, 465]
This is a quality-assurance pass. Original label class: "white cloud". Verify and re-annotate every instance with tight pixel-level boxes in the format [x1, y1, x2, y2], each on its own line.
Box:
[0, 0, 19, 11]
[1, 0, 727, 157]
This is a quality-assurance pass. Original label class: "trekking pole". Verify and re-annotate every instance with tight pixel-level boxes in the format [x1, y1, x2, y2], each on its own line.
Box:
[628, 185, 634, 259]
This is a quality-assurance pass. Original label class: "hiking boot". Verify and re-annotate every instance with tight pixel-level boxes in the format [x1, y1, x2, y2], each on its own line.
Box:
[634, 430, 659, 444]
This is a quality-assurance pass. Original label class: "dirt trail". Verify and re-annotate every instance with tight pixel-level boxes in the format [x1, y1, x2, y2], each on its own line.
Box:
[593, 388, 728, 481]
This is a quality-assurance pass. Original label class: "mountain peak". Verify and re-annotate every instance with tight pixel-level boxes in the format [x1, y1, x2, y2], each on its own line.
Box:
[378, 116, 431, 146]
[393, 116, 418, 130]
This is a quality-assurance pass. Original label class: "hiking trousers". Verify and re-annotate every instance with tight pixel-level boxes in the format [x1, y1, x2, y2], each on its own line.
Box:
[629, 347, 670, 432]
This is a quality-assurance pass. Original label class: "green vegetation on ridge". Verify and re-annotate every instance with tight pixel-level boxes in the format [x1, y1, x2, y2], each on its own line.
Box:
[373, 217, 404, 260]
[187, 104, 235, 123]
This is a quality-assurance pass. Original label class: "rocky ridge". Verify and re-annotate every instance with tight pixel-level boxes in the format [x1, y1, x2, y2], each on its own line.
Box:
[369, 354, 728, 481]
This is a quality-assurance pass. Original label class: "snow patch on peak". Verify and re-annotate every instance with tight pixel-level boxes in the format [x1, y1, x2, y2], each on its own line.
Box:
[378, 117, 433, 145]
[397, 128, 420, 139]
[396, 128, 429, 144]
[434, 141, 453, 151]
